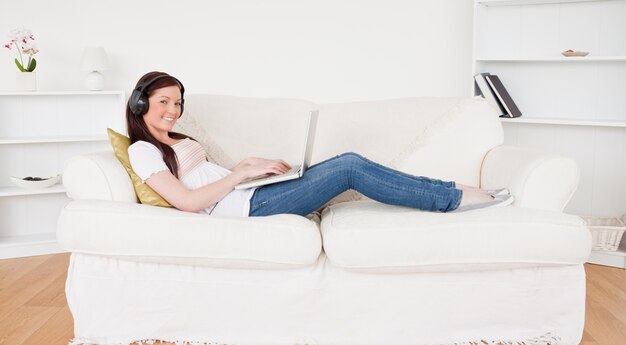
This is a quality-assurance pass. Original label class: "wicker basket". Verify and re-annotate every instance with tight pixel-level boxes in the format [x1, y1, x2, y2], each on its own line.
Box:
[582, 216, 626, 251]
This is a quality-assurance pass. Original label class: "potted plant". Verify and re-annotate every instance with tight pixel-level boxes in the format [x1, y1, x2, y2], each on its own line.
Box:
[4, 28, 39, 91]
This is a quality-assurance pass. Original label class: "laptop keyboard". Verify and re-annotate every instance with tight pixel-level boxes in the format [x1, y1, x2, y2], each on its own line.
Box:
[244, 165, 301, 183]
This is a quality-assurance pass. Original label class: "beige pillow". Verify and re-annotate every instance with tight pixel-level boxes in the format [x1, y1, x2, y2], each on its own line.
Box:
[173, 110, 236, 168]
[106, 128, 173, 208]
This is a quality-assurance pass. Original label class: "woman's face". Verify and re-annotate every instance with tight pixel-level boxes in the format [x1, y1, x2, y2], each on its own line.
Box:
[143, 85, 183, 135]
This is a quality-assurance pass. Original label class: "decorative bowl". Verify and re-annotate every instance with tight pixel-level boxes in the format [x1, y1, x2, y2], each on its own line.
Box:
[10, 174, 61, 189]
[562, 50, 589, 57]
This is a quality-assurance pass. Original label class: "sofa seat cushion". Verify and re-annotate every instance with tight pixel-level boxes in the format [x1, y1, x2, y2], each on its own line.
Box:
[321, 201, 591, 272]
[57, 200, 322, 269]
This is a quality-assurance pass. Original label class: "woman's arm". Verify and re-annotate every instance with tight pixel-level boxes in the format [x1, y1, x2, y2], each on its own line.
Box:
[145, 170, 246, 212]
[147, 158, 292, 213]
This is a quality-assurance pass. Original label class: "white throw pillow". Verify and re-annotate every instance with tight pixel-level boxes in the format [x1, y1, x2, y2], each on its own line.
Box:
[173, 110, 236, 169]
[388, 97, 503, 187]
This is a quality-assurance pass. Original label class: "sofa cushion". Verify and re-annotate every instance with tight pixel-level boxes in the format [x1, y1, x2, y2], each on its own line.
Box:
[106, 128, 172, 207]
[57, 199, 322, 269]
[387, 97, 503, 186]
[313, 96, 503, 187]
[321, 201, 591, 272]
[172, 109, 237, 169]
[183, 94, 317, 165]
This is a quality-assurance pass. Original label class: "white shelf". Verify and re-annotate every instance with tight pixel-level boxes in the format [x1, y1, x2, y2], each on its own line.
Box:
[477, 56, 626, 62]
[477, 0, 617, 6]
[0, 91, 125, 258]
[500, 117, 626, 128]
[0, 184, 65, 197]
[0, 233, 65, 259]
[0, 135, 108, 145]
[0, 90, 124, 96]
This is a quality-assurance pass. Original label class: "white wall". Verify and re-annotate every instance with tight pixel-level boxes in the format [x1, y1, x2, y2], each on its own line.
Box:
[0, 0, 473, 102]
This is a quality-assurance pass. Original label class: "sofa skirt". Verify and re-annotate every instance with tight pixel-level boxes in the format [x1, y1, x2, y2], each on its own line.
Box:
[65, 253, 585, 345]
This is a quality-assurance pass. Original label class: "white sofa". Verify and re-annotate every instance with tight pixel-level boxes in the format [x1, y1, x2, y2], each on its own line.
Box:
[57, 95, 592, 345]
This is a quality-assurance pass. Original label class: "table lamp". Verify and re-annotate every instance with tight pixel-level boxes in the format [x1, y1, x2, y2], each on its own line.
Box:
[81, 47, 110, 91]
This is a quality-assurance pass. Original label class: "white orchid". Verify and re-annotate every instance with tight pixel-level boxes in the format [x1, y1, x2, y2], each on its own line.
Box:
[4, 28, 39, 72]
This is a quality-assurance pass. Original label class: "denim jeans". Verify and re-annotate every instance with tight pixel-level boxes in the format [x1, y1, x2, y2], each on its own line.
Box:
[248, 152, 462, 216]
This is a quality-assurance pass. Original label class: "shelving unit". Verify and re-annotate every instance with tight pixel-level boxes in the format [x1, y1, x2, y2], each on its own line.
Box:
[0, 91, 125, 259]
[473, 0, 626, 124]
[0, 184, 65, 197]
[499, 117, 626, 128]
[477, 0, 623, 7]
[473, 0, 626, 268]
[477, 56, 626, 62]
[0, 136, 109, 144]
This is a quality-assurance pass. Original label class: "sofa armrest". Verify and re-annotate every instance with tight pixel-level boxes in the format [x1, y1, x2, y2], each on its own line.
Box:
[481, 145, 579, 212]
[63, 151, 137, 203]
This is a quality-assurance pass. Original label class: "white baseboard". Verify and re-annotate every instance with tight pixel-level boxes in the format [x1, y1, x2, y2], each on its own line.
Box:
[0, 233, 67, 259]
[586, 234, 626, 269]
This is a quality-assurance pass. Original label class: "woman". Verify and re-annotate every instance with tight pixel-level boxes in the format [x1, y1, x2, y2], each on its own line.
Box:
[127, 71, 513, 217]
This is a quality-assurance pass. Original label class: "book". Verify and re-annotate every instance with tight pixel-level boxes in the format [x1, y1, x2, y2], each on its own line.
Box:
[473, 73, 506, 116]
[484, 74, 522, 118]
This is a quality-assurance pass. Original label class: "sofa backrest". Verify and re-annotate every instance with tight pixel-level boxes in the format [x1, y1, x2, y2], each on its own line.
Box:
[175, 94, 317, 170]
[64, 94, 504, 203]
[314, 97, 503, 186]
[179, 94, 503, 187]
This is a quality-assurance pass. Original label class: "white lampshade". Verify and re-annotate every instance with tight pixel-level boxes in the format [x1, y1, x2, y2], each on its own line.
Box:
[80, 46, 109, 71]
[81, 47, 109, 91]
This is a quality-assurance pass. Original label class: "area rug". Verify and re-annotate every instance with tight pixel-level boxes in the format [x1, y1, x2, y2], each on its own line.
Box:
[69, 332, 562, 345]
[432, 332, 562, 345]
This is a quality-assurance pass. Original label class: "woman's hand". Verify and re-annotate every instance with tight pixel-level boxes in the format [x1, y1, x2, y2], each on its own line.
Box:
[231, 157, 292, 180]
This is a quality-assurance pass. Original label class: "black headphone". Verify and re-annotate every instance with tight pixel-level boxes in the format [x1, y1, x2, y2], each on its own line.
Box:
[129, 74, 185, 117]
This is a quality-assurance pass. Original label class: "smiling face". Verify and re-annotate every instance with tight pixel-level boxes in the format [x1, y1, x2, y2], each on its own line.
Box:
[142, 85, 183, 139]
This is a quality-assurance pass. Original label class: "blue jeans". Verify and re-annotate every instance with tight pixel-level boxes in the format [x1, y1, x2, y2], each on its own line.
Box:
[248, 152, 462, 216]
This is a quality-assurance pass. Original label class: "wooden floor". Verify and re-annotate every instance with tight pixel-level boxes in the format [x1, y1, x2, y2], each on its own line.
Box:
[0, 253, 625, 345]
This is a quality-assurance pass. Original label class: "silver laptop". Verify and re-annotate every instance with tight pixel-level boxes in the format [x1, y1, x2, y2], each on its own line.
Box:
[235, 110, 318, 190]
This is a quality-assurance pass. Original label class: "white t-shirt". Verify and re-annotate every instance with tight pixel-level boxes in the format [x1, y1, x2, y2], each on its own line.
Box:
[128, 139, 256, 217]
